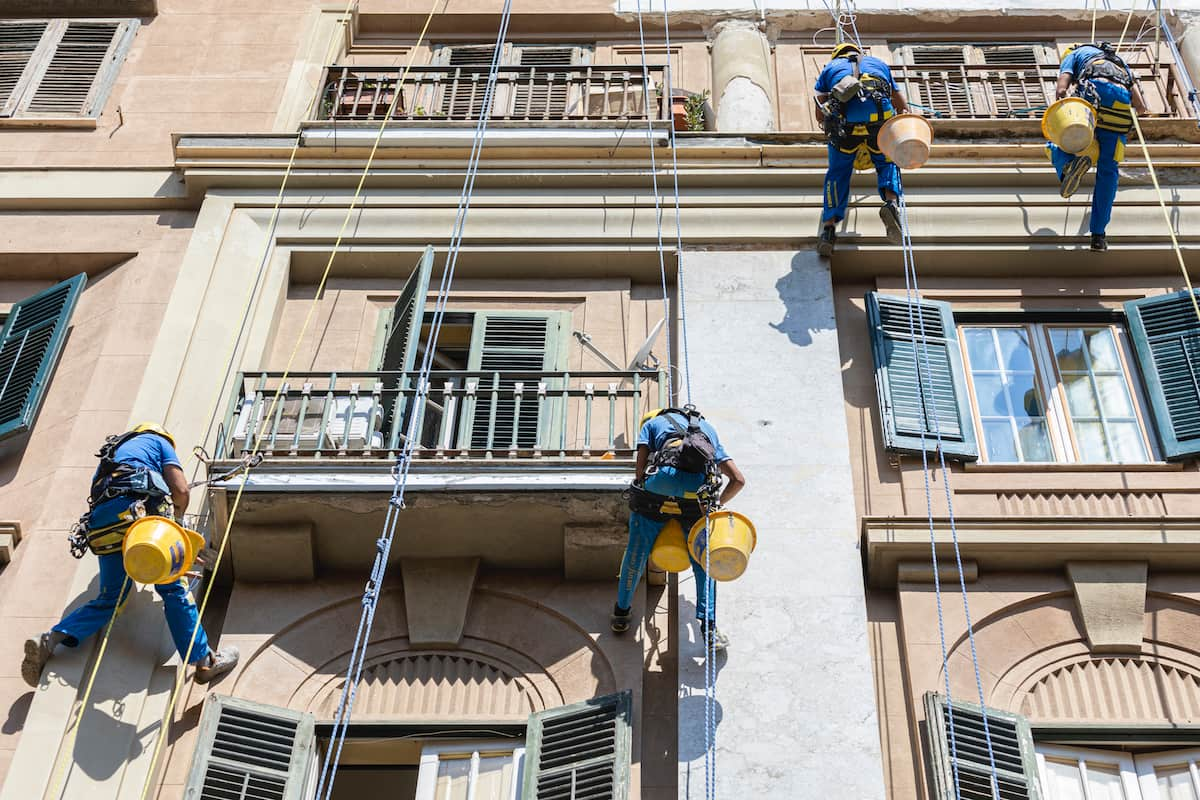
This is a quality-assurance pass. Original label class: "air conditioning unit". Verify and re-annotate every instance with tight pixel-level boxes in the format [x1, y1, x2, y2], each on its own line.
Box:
[229, 395, 385, 453]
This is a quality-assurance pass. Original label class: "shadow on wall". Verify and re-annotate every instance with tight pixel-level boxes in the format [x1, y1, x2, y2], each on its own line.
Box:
[769, 252, 836, 347]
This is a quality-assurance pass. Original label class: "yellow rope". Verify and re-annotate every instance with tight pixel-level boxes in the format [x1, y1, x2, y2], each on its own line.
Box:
[137, 2, 446, 797]
[44, 578, 132, 800]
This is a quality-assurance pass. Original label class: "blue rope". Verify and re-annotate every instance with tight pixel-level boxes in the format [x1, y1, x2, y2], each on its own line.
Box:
[634, 0, 674, 407]
[896, 183, 1001, 800]
[314, 4, 515, 796]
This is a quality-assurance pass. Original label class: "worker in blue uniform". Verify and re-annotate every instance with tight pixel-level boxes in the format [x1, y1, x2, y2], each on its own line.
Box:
[1048, 42, 1148, 252]
[21, 423, 239, 688]
[611, 407, 745, 653]
[814, 41, 912, 257]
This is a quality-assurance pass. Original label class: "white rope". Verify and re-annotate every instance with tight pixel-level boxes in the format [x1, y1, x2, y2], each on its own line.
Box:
[314, 3, 514, 795]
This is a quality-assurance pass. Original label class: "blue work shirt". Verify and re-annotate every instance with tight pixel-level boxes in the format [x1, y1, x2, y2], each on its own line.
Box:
[814, 55, 896, 123]
[1060, 45, 1129, 80]
[639, 411, 730, 498]
[92, 433, 180, 508]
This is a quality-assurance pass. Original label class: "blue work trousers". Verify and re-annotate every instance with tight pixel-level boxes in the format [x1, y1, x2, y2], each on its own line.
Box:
[1049, 80, 1130, 235]
[822, 141, 902, 224]
[616, 511, 713, 623]
[53, 552, 210, 664]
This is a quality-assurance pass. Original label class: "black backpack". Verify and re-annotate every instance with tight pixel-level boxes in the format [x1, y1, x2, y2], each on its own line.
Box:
[647, 407, 718, 475]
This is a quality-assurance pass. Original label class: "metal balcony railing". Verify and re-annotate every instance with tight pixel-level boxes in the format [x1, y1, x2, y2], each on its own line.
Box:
[892, 61, 1189, 119]
[216, 370, 668, 461]
[312, 64, 671, 123]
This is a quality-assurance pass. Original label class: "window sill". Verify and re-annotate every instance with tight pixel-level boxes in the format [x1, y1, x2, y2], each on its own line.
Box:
[0, 117, 97, 130]
[963, 462, 1185, 473]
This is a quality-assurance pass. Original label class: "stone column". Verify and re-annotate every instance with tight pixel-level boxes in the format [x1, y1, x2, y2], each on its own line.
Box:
[1173, 12, 1200, 103]
[677, 250, 886, 799]
[709, 20, 776, 133]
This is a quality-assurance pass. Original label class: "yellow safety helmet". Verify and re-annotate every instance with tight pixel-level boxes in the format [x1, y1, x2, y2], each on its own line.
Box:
[639, 408, 664, 431]
[1062, 43, 1082, 58]
[831, 42, 862, 60]
[131, 422, 176, 449]
[123, 516, 206, 585]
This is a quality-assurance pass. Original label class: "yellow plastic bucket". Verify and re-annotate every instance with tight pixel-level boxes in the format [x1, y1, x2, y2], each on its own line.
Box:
[650, 519, 691, 573]
[687, 511, 757, 582]
[877, 114, 934, 170]
[1042, 97, 1095, 155]
[123, 516, 206, 585]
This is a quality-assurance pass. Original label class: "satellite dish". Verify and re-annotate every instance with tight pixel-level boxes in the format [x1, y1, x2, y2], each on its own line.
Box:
[627, 318, 665, 371]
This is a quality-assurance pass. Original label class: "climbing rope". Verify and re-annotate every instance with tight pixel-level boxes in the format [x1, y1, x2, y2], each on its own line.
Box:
[314, 3, 515, 797]
[896, 187, 1002, 800]
[131, 3, 447, 797]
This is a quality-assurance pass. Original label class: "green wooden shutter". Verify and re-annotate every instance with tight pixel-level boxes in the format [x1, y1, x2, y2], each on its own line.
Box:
[464, 311, 568, 451]
[866, 292, 978, 460]
[377, 245, 434, 373]
[17, 20, 137, 118]
[0, 21, 49, 117]
[0, 273, 87, 443]
[521, 691, 632, 800]
[924, 692, 1042, 800]
[184, 695, 314, 800]
[1124, 290, 1200, 460]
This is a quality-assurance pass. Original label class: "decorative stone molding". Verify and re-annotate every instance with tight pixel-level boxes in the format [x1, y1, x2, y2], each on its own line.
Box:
[1021, 658, 1200, 724]
[401, 558, 479, 647]
[0, 521, 22, 565]
[1066, 561, 1148, 653]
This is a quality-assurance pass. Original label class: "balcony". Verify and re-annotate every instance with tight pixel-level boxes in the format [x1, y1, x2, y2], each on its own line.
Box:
[893, 60, 1191, 120]
[205, 369, 667, 582]
[310, 64, 672, 126]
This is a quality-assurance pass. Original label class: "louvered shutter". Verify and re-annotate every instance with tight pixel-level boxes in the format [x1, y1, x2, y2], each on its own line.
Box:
[17, 20, 137, 118]
[0, 273, 86, 443]
[866, 292, 978, 459]
[512, 45, 585, 120]
[378, 246, 434, 374]
[183, 695, 315, 800]
[464, 311, 567, 452]
[1115, 43, 1184, 117]
[979, 44, 1053, 117]
[1124, 290, 1200, 460]
[0, 21, 49, 117]
[924, 693, 1042, 800]
[437, 44, 503, 119]
[521, 691, 631, 800]
[896, 45, 975, 118]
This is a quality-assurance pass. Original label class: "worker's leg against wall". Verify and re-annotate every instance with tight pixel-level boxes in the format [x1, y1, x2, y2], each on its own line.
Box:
[1047, 142, 1075, 179]
[51, 553, 134, 647]
[1090, 131, 1122, 236]
[155, 579, 211, 664]
[689, 555, 714, 624]
[870, 149, 902, 202]
[822, 144, 856, 224]
[615, 512, 664, 611]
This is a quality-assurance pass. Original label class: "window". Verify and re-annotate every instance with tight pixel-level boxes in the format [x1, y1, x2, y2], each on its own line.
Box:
[961, 324, 1153, 464]
[891, 42, 1057, 118]
[0, 19, 137, 120]
[432, 43, 590, 119]
[414, 741, 525, 800]
[0, 274, 87, 444]
[1036, 745, 1200, 799]
[867, 291, 1200, 463]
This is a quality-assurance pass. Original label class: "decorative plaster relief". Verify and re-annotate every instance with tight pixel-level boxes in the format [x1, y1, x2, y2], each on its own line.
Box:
[1021, 658, 1200, 724]
[998, 492, 1166, 517]
[1067, 561, 1148, 653]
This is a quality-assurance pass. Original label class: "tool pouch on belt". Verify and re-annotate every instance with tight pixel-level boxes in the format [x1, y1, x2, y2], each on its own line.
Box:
[625, 484, 705, 529]
[1095, 100, 1133, 134]
[82, 467, 172, 556]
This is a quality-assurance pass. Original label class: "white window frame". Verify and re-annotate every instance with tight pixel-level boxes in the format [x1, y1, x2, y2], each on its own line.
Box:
[1036, 743, 1142, 799]
[960, 321, 1158, 464]
[1135, 749, 1200, 799]
[414, 739, 526, 800]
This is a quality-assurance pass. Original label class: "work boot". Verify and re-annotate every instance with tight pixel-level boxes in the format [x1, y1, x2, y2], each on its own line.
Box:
[21, 631, 66, 688]
[817, 225, 837, 258]
[879, 200, 904, 245]
[1060, 154, 1093, 198]
[610, 604, 632, 634]
[700, 620, 728, 654]
[193, 646, 240, 685]
[1090, 233, 1108, 252]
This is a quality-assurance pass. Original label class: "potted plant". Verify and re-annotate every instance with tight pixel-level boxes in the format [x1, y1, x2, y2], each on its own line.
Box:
[682, 90, 709, 132]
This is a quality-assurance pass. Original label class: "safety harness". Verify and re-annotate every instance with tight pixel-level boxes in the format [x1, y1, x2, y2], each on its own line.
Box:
[68, 430, 172, 558]
[626, 406, 723, 524]
[1074, 42, 1136, 134]
[823, 54, 895, 149]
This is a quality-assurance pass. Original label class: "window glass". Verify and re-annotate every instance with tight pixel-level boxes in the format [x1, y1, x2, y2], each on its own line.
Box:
[1043, 756, 1087, 798]
[1087, 763, 1131, 800]
[962, 326, 1053, 462]
[1155, 764, 1199, 800]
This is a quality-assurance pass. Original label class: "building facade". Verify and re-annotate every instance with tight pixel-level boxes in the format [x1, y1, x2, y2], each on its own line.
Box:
[1, 1, 1199, 799]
